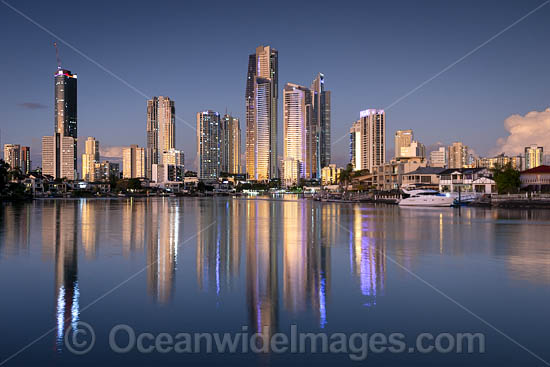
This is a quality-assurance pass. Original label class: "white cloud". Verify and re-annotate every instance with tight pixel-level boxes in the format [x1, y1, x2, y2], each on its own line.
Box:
[100, 146, 124, 160]
[493, 108, 550, 156]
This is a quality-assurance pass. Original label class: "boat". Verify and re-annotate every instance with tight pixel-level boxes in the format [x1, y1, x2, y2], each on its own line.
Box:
[398, 188, 455, 207]
[446, 192, 480, 205]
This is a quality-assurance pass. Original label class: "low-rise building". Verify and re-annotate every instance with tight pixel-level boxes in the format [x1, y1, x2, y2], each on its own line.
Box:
[321, 164, 342, 186]
[401, 167, 446, 190]
[373, 157, 426, 191]
[438, 168, 492, 193]
[520, 165, 550, 191]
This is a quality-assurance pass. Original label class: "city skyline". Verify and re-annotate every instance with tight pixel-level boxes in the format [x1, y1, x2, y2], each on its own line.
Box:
[2, 1, 549, 171]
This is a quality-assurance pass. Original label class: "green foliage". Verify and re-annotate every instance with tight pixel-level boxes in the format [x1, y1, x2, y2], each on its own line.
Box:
[492, 163, 520, 194]
[116, 178, 142, 192]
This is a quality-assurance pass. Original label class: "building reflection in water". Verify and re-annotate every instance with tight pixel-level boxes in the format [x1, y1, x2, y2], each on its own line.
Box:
[146, 199, 179, 304]
[196, 200, 241, 296]
[40, 200, 80, 350]
[282, 201, 331, 328]
[122, 198, 145, 257]
[246, 199, 279, 335]
[350, 206, 385, 307]
[0, 204, 31, 258]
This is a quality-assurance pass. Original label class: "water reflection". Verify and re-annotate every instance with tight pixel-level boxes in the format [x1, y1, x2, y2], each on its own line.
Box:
[2, 198, 550, 358]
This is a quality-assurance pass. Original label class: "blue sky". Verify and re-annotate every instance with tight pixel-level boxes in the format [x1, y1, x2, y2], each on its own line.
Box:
[1, 0, 549, 169]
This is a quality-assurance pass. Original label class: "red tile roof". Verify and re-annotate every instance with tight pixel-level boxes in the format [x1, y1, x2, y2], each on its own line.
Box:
[521, 165, 550, 174]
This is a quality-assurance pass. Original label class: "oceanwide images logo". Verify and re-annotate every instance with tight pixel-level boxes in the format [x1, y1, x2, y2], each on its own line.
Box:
[65, 322, 485, 360]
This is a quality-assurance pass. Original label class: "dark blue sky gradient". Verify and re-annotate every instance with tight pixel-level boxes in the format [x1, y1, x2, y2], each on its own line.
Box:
[1, 0, 549, 169]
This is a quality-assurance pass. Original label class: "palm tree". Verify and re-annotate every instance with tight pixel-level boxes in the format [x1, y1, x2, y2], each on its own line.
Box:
[338, 163, 354, 192]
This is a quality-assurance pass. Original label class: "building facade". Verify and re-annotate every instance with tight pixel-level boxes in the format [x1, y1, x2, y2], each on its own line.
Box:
[82, 137, 100, 181]
[54, 68, 78, 178]
[311, 73, 331, 171]
[20, 146, 31, 174]
[3, 144, 21, 170]
[400, 141, 426, 159]
[394, 130, 413, 159]
[147, 96, 175, 179]
[321, 164, 342, 186]
[245, 45, 278, 181]
[349, 109, 385, 173]
[221, 114, 241, 174]
[123, 144, 146, 179]
[525, 145, 543, 170]
[429, 147, 447, 167]
[197, 111, 221, 180]
[448, 142, 469, 169]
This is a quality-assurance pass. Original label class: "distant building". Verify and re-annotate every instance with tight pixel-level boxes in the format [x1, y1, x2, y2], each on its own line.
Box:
[221, 114, 241, 174]
[476, 153, 522, 170]
[3, 144, 21, 170]
[372, 157, 425, 191]
[448, 142, 469, 169]
[394, 130, 413, 158]
[282, 157, 301, 187]
[311, 73, 331, 171]
[82, 137, 100, 181]
[429, 147, 447, 167]
[524, 145, 543, 170]
[400, 141, 426, 159]
[95, 161, 120, 181]
[197, 111, 222, 180]
[321, 164, 342, 186]
[245, 45, 278, 181]
[20, 146, 31, 174]
[152, 148, 185, 183]
[42, 135, 76, 180]
[54, 68, 78, 178]
[349, 109, 385, 173]
[146, 96, 175, 179]
[122, 144, 146, 178]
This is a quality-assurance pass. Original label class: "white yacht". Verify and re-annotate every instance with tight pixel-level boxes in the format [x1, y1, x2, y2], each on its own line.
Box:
[398, 188, 455, 207]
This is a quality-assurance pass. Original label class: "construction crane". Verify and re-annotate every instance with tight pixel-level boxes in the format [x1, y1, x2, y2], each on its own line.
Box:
[54, 42, 61, 69]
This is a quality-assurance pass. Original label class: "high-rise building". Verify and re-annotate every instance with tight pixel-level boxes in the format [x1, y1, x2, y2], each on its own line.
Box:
[82, 137, 99, 181]
[95, 161, 120, 181]
[400, 141, 426, 158]
[221, 114, 241, 174]
[54, 68, 78, 177]
[349, 109, 386, 172]
[146, 96, 175, 179]
[42, 67, 78, 180]
[152, 148, 185, 183]
[3, 144, 21, 170]
[448, 142, 468, 169]
[123, 144, 146, 179]
[394, 130, 413, 158]
[20, 146, 31, 174]
[197, 111, 222, 180]
[282, 83, 314, 185]
[429, 147, 447, 167]
[245, 45, 278, 181]
[524, 145, 543, 170]
[311, 73, 331, 172]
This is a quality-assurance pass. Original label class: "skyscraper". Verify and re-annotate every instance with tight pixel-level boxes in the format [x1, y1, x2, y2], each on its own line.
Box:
[429, 147, 447, 167]
[221, 114, 241, 174]
[3, 144, 21, 170]
[20, 146, 31, 174]
[197, 111, 222, 180]
[123, 144, 146, 179]
[42, 68, 78, 180]
[525, 145, 543, 169]
[311, 73, 331, 171]
[54, 68, 78, 177]
[245, 45, 278, 181]
[349, 109, 386, 172]
[448, 142, 468, 169]
[394, 130, 413, 158]
[147, 96, 175, 179]
[282, 83, 312, 185]
[82, 137, 99, 181]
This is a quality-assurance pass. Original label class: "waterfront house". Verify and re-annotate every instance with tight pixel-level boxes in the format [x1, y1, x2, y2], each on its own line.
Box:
[401, 167, 446, 190]
[438, 168, 492, 193]
[520, 165, 550, 191]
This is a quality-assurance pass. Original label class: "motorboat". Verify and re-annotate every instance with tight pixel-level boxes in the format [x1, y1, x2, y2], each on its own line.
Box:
[398, 188, 455, 207]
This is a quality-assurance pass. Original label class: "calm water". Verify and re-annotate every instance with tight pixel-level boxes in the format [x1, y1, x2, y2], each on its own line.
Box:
[1, 197, 550, 366]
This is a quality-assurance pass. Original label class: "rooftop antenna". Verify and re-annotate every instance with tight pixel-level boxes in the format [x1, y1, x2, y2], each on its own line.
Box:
[54, 42, 61, 69]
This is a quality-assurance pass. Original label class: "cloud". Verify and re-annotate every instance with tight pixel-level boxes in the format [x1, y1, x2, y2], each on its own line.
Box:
[100, 146, 124, 162]
[493, 108, 550, 156]
[18, 102, 47, 110]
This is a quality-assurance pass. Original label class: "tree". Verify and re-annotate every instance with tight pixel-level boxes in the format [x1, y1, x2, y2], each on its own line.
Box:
[338, 163, 354, 191]
[492, 163, 520, 194]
